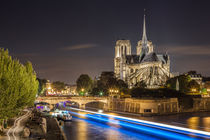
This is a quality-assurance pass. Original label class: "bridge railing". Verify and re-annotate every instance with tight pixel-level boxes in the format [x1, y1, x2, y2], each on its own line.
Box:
[37, 96, 108, 101]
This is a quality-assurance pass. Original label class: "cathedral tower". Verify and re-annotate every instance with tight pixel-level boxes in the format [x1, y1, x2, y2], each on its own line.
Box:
[114, 40, 131, 80]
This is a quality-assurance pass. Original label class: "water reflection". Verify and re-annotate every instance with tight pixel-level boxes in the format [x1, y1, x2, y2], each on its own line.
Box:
[106, 127, 120, 140]
[77, 119, 87, 140]
[187, 117, 199, 130]
[203, 117, 210, 132]
[107, 115, 121, 128]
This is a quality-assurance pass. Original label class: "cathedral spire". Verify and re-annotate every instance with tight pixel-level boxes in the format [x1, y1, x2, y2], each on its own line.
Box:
[142, 9, 147, 45]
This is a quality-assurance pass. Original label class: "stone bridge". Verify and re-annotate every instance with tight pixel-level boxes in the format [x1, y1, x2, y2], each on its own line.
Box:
[36, 96, 180, 115]
[36, 96, 109, 109]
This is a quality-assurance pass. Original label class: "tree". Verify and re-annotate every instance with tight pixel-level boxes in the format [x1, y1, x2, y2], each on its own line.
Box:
[52, 81, 65, 92]
[117, 79, 128, 94]
[37, 78, 47, 96]
[94, 72, 128, 96]
[166, 75, 191, 93]
[187, 71, 197, 75]
[90, 87, 101, 96]
[0, 48, 38, 120]
[76, 74, 93, 95]
[188, 80, 200, 92]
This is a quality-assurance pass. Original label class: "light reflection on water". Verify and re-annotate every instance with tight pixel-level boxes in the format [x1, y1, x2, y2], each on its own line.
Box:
[106, 126, 120, 140]
[203, 117, 210, 132]
[186, 116, 210, 132]
[187, 117, 200, 130]
[77, 117, 87, 140]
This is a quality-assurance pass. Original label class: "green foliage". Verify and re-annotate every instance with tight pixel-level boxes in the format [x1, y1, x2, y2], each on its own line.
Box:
[166, 75, 192, 93]
[76, 74, 93, 94]
[90, 87, 101, 96]
[201, 88, 207, 94]
[37, 78, 47, 96]
[0, 48, 38, 119]
[52, 81, 65, 92]
[92, 72, 128, 96]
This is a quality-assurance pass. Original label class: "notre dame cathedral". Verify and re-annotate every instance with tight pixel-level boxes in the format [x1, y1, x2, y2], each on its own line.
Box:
[114, 14, 171, 89]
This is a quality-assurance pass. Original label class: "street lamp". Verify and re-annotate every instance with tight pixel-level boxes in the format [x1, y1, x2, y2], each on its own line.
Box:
[99, 92, 103, 96]
[80, 88, 85, 96]
[109, 88, 119, 95]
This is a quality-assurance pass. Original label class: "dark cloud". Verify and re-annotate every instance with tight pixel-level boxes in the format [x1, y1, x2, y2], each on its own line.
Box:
[61, 44, 97, 51]
[167, 45, 210, 55]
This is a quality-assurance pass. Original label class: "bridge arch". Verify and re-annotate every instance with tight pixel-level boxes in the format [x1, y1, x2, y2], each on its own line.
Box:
[85, 101, 106, 109]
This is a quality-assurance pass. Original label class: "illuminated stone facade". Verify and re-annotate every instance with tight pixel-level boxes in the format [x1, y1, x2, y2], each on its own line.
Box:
[108, 98, 179, 114]
[114, 15, 171, 88]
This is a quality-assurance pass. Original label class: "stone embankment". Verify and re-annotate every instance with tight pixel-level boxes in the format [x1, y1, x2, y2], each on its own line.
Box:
[2, 109, 66, 140]
[27, 110, 66, 140]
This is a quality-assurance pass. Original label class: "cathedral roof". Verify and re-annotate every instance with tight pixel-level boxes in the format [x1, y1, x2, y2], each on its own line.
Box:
[126, 55, 141, 64]
[125, 53, 169, 65]
[141, 52, 160, 63]
[157, 54, 168, 64]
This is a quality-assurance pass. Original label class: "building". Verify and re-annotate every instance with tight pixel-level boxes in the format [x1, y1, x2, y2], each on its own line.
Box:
[186, 71, 203, 85]
[108, 98, 179, 115]
[45, 80, 77, 96]
[46, 80, 54, 95]
[114, 14, 171, 88]
[202, 80, 210, 97]
[69, 85, 77, 95]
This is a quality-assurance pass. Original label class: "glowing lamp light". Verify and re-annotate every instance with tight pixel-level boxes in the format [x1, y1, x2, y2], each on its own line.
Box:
[109, 89, 119, 93]
[191, 88, 197, 92]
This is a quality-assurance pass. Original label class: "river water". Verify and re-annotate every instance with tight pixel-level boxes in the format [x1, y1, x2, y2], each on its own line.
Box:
[61, 109, 210, 140]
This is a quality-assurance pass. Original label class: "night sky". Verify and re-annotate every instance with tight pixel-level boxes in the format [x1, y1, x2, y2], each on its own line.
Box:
[0, 0, 210, 84]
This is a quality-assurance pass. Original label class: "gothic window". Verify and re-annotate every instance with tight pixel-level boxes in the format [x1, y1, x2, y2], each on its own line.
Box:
[155, 67, 158, 75]
[130, 68, 134, 73]
[150, 67, 153, 74]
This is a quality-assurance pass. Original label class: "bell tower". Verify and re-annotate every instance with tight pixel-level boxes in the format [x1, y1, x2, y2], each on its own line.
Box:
[114, 40, 131, 80]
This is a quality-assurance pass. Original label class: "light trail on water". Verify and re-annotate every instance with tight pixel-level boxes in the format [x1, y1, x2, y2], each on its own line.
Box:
[65, 107, 210, 140]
